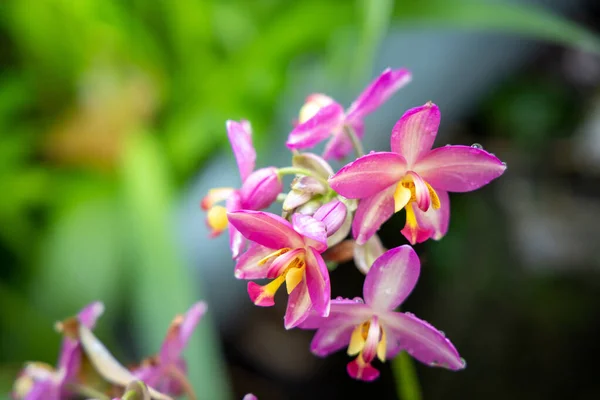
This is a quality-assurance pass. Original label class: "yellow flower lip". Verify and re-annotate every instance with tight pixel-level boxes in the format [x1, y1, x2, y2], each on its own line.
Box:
[207, 205, 228, 233]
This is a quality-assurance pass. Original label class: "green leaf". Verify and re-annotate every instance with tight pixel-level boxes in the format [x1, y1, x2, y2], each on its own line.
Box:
[394, 0, 600, 54]
[119, 131, 232, 400]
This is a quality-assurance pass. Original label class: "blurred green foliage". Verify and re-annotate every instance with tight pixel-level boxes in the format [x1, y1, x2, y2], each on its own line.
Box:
[0, 0, 599, 399]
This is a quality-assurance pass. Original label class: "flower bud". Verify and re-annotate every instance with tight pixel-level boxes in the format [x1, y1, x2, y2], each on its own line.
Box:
[292, 152, 334, 179]
[353, 234, 386, 275]
[291, 176, 327, 195]
[239, 167, 282, 210]
[314, 200, 347, 237]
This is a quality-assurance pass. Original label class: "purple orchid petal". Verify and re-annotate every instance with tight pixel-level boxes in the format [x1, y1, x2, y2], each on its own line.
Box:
[322, 119, 365, 160]
[352, 186, 395, 245]
[347, 356, 380, 381]
[310, 321, 356, 357]
[77, 301, 105, 328]
[266, 248, 305, 278]
[292, 214, 327, 253]
[286, 102, 345, 149]
[314, 200, 347, 237]
[234, 243, 277, 279]
[228, 210, 304, 250]
[304, 247, 331, 317]
[284, 279, 312, 329]
[401, 190, 450, 244]
[345, 68, 412, 122]
[406, 171, 431, 211]
[390, 102, 440, 166]
[415, 146, 506, 192]
[159, 302, 207, 364]
[226, 120, 256, 183]
[360, 316, 382, 364]
[353, 234, 386, 275]
[243, 394, 258, 400]
[298, 299, 373, 330]
[328, 152, 407, 199]
[226, 192, 245, 259]
[326, 207, 352, 248]
[239, 167, 282, 210]
[292, 152, 334, 178]
[382, 311, 465, 370]
[363, 245, 420, 311]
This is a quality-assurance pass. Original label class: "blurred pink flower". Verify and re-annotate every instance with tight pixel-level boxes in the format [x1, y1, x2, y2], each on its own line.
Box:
[286, 68, 411, 160]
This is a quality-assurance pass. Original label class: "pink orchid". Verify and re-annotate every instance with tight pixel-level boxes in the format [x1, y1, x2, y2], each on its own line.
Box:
[227, 210, 330, 329]
[132, 302, 206, 397]
[202, 120, 283, 258]
[13, 302, 105, 400]
[286, 68, 411, 160]
[328, 102, 506, 245]
[299, 245, 464, 381]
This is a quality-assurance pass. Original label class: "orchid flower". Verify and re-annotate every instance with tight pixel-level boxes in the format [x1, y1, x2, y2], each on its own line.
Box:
[202, 120, 283, 258]
[132, 302, 206, 397]
[329, 102, 506, 245]
[12, 302, 105, 400]
[227, 210, 330, 329]
[300, 245, 464, 381]
[286, 68, 411, 160]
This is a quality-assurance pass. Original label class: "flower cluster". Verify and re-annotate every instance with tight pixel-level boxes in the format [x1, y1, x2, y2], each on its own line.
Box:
[203, 67, 506, 380]
[12, 302, 209, 400]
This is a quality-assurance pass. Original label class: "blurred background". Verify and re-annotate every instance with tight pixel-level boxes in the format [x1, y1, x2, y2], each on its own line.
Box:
[1, 0, 600, 399]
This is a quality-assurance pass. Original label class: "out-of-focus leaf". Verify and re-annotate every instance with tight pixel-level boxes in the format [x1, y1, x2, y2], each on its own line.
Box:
[120, 132, 231, 400]
[394, 1, 600, 54]
[33, 192, 123, 317]
[354, 0, 394, 80]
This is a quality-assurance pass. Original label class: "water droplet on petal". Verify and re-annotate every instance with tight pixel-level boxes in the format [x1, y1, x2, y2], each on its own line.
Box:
[439, 330, 445, 337]
[471, 143, 483, 149]
[460, 358, 467, 368]
[384, 288, 392, 295]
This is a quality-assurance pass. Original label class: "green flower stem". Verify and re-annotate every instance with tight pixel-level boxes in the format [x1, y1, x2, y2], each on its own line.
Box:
[277, 167, 331, 189]
[391, 351, 422, 400]
[344, 125, 365, 157]
[68, 383, 111, 400]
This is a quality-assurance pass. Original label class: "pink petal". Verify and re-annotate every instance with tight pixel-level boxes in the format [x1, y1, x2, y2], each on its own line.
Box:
[292, 214, 327, 253]
[304, 247, 331, 317]
[159, 302, 207, 363]
[286, 102, 345, 149]
[382, 311, 465, 370]
[226, 192, 245, 259]
[322, 119, 364, 161]
[266, 248, 305, 278]
[347, 357, 380, 381]
[298, 299, 371, 330]
[363, 245, 420, 311]
[328, 152, 407, 199]
[401, 190, 450, 244]
[243, 394, 258, 400]
[415, 146, 506, 192]
[390, 102, 440, 166]
[313, 200, 347, 237]
[247, 281, 276, 307]
[310, 322, 356, 357]
[227, 211, 304, 250]
[226, 120, 255, 182]
[234, 243, 277, 280]
[352, 186, 395, 245]
[239, 167, 282, 210]
[406, 171, 431, 211]
[284, 279, 312, 329]
[345, 68, 412, 122]
[361, 316, 381, 363]
[77, 301, 105, 328]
